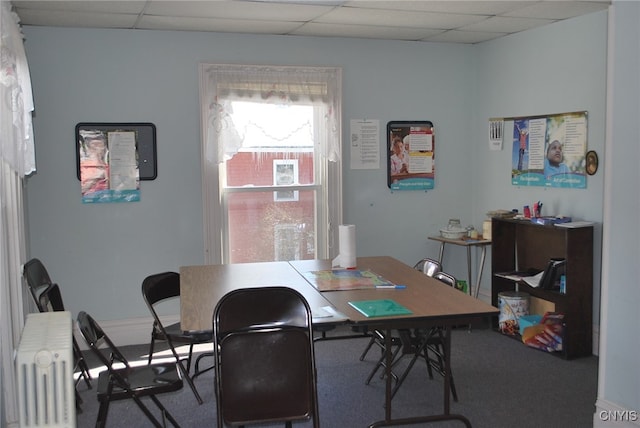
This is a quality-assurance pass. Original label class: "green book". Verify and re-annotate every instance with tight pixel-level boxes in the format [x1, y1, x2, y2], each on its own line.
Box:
[348, 299, 413, 318]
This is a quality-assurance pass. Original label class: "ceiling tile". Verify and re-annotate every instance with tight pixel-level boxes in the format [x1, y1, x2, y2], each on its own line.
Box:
[138, 15, 303, 34]
[317, 6, 488, 29]
[343, 1, 538, 16]
[291, 22, 443, 40]
[424, 29, 507, 44]
[503, 1, 610, 19]
[13, 9, 139, 29]
[144, 0, 334, 21]
[12, 1, 146, 14]
[459, 16, 555, 33]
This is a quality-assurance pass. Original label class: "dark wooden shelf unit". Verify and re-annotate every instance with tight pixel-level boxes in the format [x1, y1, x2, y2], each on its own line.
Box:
[491, 218, 593, 359]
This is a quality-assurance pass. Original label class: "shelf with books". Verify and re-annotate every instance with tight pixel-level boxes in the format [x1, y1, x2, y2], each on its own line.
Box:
[491, 217, 593, 359]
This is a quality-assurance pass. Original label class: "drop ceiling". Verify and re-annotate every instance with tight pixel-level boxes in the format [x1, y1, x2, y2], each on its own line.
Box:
[11, 0, 610, 44]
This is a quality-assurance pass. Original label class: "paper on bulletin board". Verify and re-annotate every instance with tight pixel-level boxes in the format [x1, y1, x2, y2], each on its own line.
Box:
[350, 119, 380, 170]
[79, 129, 140, 203]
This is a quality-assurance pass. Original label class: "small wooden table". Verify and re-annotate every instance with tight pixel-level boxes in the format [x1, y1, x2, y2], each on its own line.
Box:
[428, 236, 491, 298]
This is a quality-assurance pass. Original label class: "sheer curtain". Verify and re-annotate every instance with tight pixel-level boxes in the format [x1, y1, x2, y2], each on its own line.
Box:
[1, 2, 36, 425]
[200, 64, 341, 164]
[199, 64, 342, 264]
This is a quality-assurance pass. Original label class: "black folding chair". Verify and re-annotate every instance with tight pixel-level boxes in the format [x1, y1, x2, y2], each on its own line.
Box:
[142, 272, 213, 404]
[23, 258, 93, 408]
[213, 286, 320, 427]
[361, 257, 442, 384]
[391, 271, 459, 401]
[77, 311, 183, 428]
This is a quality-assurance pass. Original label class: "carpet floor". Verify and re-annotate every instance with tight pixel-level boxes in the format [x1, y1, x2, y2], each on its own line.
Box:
[74, 324, 598, 428]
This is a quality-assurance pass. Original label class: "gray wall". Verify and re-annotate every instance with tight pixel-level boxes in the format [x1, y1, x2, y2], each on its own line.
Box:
[23, 12, 606, 324]
[597, 1, 640, 419]
[24, 5, 640, 422]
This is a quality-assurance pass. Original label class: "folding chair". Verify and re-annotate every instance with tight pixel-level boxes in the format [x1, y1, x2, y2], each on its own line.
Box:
[213, 286, 320, 427]
[360, 257, 441, 379]
[77, 311, 183, 428]
[142, 272, 213, 404]
[413, 257, 442, 277]
[391, 271, 459, 401]
[23, 258, 93, 408]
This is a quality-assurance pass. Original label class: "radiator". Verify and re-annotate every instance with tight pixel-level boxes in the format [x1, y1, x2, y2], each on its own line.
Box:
[17, 311, 76, 428]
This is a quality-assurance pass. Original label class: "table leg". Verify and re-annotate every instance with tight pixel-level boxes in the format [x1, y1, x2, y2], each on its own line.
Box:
[474, 246, 487, 299]
[437, 242, 445, 264]
[466, 246, 473, 296]
[384, 327, 392, 421]
[369, 324, 472, 428]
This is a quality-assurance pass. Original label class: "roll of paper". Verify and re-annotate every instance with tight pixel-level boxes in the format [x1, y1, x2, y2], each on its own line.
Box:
[332, 224, 356, 268]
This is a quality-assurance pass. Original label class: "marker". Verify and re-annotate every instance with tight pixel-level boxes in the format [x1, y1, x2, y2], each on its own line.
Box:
[375, 285, 406, 289]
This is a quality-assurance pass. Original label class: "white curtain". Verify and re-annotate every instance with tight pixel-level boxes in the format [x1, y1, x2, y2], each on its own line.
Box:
[200, 64, 341, 164]
[0, 2, 36, 425]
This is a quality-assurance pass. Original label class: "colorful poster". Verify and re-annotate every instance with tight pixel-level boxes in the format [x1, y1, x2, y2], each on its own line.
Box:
[78, 129, 141, 203]
[511, 112, 587, 189]
[387, 121, 435, 191]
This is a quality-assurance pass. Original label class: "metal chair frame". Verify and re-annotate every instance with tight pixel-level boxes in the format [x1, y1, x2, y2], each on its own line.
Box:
[77, 311, 183, 428]
[23, 258, 93, 409]
[213, 286, 320, 428]
[142, 271, 214, 405]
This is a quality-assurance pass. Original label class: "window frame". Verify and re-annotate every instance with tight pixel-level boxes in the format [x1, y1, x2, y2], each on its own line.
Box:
[199, 64, 342, 264]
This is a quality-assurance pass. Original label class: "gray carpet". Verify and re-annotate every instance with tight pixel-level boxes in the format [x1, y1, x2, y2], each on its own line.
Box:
[75, 324, 598, 428]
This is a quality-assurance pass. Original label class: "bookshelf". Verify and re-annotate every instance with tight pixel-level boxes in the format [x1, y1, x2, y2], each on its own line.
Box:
[491, 217, 593, 359]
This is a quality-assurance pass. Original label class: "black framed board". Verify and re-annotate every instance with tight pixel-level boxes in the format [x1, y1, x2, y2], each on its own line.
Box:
[76, 122, 157, 181]
[387, 120, 435, 191]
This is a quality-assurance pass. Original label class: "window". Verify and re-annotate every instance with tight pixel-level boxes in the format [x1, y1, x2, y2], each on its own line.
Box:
[274, 159, 299, 201]
[199, 64, 342, 264]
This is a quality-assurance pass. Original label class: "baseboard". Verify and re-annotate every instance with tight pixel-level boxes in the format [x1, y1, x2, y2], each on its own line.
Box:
[594, 399, 640, 427]
[73, 314, 180, 350]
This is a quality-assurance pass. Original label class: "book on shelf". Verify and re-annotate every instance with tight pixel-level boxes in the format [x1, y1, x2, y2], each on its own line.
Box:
[348, 299, 412, 318]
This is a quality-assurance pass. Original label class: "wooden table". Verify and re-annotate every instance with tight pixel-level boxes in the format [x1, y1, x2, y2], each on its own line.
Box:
[181, 256, 498, 427]
[180, 261, 347, 333]
[292, 256, 498, 427]
[428, 236, 491, 298]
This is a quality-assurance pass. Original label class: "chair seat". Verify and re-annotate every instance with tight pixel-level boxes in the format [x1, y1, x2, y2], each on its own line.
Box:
[158, 322, 212, 343]
[97, 362, 183, 402]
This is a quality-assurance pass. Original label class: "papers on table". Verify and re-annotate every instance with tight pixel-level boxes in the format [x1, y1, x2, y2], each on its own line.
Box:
[303, 269, 396, 291]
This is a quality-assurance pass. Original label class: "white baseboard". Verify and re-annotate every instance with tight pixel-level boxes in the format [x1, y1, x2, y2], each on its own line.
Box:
[74, 314, 180, 350]
[594, 399, 640, 427]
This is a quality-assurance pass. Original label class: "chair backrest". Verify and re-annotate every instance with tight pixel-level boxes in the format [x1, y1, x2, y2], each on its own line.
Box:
[23, 258, 54, 309]
[413, 258, 442, 277]
[38, 283, 66, 312]
[141, 272, 182, 353]
[213, 286, 319, 427]
[433, 271, 457, 288]
[77, 311, 130, 370]
[141, 271, 180, 307]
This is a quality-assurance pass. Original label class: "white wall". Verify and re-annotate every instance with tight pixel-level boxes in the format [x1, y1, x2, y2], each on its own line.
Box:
[594, 2, 640, 426]
[23, 27, 478, 322]
[22, 11, 606, 331]
[472, 12, 607, 326]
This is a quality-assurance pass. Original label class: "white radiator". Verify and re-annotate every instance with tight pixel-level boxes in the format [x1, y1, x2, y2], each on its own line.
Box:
[17, 311, 76, 428]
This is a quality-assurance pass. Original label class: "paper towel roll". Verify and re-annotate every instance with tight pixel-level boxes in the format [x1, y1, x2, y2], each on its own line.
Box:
[332, 224, 356, 268]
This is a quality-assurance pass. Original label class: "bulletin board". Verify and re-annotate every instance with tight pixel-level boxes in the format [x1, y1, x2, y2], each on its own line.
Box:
[387, 121, 435, 191]
[76, 122, 157, 181]
[510, 111, 587, 189]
